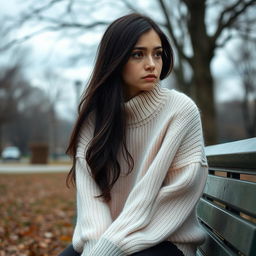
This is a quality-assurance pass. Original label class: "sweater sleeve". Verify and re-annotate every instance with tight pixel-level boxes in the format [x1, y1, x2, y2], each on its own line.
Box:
[121, 163, 208, 252]
[72, 157, 113, 254]
[85, 103, 208, 256]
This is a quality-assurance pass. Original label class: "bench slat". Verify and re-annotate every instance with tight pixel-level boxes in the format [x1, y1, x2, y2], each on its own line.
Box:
[203, 175, 256, 217]
[197, 198, 256, 256]
[207, 153, 256, 169]
[205, 138, 256, 169]
[205, 138, 256, 155]
[198, 224, 237, 256]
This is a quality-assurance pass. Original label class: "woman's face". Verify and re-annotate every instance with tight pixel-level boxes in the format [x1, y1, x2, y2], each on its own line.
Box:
[122, 29, 163, 101]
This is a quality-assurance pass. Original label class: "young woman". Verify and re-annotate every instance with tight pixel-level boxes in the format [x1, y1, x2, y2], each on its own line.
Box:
[59, 13, 208, 256]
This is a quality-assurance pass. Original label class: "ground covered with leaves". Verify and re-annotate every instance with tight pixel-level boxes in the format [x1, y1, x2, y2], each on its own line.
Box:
[0, 172, 76, 256]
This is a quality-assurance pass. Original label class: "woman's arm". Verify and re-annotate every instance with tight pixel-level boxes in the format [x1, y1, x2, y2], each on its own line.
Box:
[72, 157, 113, 254]
[120, 163, 208, 252]
[86, 163, 207, 256]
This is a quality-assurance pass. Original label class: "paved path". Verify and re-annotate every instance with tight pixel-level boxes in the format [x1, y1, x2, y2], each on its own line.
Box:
[0, 164, 71, 173]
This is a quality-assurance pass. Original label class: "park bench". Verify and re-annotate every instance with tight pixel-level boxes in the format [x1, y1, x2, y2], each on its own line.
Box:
[196, 138, 256, 256]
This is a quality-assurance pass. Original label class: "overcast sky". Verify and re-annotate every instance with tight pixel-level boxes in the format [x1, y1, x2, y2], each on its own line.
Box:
[0, 0, 246, 120]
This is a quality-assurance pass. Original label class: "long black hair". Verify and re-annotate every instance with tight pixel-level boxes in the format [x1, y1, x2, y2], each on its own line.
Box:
[66, 13, 174, 202]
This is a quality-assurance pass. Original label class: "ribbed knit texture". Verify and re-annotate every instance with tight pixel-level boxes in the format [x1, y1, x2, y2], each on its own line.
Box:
[73, 85, 208, 256]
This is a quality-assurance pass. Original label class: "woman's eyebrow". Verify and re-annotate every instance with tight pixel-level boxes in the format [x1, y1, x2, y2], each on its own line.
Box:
[133, 46, 163, 50]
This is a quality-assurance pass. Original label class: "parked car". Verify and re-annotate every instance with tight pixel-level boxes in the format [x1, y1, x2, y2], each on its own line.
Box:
[1, 146, 21, 161]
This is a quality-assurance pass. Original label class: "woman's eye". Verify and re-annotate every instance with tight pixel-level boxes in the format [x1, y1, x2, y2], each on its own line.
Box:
[154, 51, 163, 58]
[131, 51, 143, 59]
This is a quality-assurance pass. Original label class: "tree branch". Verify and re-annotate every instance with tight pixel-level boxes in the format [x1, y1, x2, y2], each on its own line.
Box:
[215, 33, 233, 48]
[158, 0, 192, 65]
[17, 0, 64, 26]
[35, 15, 109, 29]
[0, 28, 54, 52]
[122, 0, 139, 13]
[0, 21, 108, 52]
[176, 1, 189, 51]
[66, 0, 75, 14]
[211, 0, 256, 45]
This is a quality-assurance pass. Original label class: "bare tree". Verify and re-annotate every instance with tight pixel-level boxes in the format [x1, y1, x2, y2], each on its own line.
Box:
[156, 0, 256, 144]
[2, 82, 72, 155]
[4, 87, 51, 154]
[0, 18, 72, 156]
[2, 0, 256, 144]
[0, 63, 32, 152]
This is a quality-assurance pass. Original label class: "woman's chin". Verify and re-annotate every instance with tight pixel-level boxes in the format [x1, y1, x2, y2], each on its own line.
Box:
[142, 83, 157, 91]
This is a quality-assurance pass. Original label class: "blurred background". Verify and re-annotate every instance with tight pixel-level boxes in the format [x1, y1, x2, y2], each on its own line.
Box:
[0, 1, 255, 255]
[0, 0, 255, 162]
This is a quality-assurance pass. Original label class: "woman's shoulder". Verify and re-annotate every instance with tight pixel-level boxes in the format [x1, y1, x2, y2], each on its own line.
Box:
[76, 117, 94, 158]
[77, 113, 95, 146]
[161, 87, 199, 114]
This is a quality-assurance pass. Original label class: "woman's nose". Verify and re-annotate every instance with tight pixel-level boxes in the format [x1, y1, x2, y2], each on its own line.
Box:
[145, 56, 155, 71]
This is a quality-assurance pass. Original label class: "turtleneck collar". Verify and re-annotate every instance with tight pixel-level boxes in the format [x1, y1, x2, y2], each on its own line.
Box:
[124, 84, 169, 126]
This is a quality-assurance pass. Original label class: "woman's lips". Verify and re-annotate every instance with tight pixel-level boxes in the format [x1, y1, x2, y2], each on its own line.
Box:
[142, 75, 157, 82]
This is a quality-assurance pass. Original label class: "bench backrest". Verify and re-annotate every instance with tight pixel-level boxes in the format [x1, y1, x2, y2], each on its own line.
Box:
[197, 138, 256, 256]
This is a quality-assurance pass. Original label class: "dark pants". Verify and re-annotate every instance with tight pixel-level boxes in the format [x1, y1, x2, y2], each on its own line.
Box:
[58, 245, 80, 256]
[131, 241, 184, 255]
[58, 241, 184, 256]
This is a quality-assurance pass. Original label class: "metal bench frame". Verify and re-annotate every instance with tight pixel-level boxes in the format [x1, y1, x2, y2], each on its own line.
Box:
[197, 138, 256, 256]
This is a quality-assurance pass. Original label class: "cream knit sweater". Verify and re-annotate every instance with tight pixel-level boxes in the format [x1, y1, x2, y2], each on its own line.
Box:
[73, 84, 208, 256]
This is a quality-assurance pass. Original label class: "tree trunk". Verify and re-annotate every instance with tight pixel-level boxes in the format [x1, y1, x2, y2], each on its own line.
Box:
[242, 85, 256, 138]
[192, 61, 216, 145]
[184, 0, 217, 145]
[173, 54, 191, 96]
